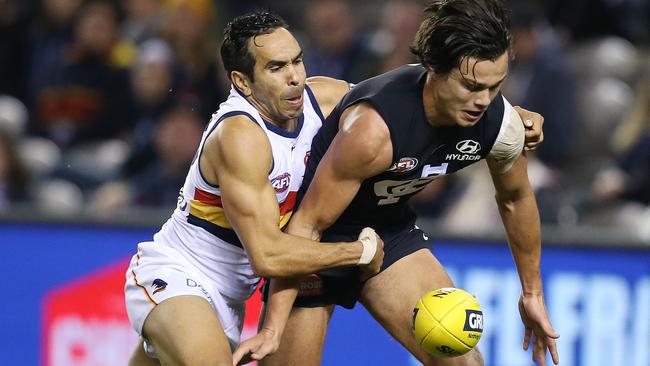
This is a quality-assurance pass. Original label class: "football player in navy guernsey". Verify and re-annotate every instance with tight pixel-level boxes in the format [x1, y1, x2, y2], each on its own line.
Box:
[236, 1, 559, 366]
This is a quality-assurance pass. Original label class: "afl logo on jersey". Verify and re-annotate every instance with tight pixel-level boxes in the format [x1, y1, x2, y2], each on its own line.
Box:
[387, 157, 419, 173]
[456, 140, 481, 154]
[271, 172, 291, 193]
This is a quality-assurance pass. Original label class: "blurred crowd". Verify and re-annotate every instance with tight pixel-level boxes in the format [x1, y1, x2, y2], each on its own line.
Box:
[0, 0, 649, 239]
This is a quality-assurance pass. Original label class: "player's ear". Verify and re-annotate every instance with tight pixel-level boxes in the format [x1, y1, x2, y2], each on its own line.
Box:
[231, 71, 252, 96]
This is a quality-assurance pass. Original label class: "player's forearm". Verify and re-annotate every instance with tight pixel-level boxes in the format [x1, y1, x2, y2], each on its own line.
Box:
[250, 233, 362, 278]
[260, 278, 299, 338]
[496, 194, 543, 295]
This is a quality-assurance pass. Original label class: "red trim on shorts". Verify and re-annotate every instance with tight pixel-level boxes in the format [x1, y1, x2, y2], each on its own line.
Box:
[132, 255, 157, 306]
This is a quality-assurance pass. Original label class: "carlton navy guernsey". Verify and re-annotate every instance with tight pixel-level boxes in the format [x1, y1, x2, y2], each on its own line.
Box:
[300, 64, 505, 236]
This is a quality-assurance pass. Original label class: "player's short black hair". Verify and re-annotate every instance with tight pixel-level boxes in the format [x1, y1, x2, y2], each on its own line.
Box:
[411, 0, 512, 75]
[220, 11, 289, 82]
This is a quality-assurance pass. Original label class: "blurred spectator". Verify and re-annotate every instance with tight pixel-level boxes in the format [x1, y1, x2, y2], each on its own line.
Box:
[592, 68, 650, 207]
[0, 130, 31, 211]
[120, 0, 165, 45]
[575, 66, 650, 237]
[303, 0, 381, 82]
[130, 107, 204, 207]
[0, 0, 35, 101]
[27, 0, 82, 105]
[0, 95, 28, 139]
[545, 0, 649, 44]
[30, 0, 132, 148]
[121, 39, 177, 178]
[91, 106, 204, 212]
[162, 0, 226, 118]
[504, 6, 578, 169]
[369, 0, 423, 73]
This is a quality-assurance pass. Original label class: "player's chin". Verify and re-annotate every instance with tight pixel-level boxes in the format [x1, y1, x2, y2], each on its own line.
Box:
[283, 108, 303, 120]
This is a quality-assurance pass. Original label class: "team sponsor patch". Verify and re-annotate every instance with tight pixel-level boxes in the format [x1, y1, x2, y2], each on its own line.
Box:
[297, 274, 324, 297]
[455, 140, 481, 154]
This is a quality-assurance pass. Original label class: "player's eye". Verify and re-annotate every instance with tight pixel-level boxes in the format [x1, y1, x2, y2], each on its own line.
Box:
[467, 84, 484, 92]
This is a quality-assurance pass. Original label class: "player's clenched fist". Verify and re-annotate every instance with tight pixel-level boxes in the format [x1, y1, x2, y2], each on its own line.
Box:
[357, 227, 384, 280]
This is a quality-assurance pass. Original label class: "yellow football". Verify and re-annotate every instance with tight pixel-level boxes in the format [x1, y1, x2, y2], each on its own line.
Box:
[413, 287, 483, 358]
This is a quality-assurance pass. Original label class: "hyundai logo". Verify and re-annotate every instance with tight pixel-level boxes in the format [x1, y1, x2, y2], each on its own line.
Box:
[456, 140, 481, 154]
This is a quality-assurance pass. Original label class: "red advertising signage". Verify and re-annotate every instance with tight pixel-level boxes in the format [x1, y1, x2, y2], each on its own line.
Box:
[43, 259, 263, 366]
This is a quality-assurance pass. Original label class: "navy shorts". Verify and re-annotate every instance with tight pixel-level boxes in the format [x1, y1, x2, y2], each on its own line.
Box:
[262, 224, 431, 309]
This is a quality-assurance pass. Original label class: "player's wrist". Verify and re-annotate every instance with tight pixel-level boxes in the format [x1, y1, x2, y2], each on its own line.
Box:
[357, 227, 377, 265]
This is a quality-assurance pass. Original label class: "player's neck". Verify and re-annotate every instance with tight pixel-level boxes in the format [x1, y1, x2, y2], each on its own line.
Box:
[248, 96, 298, 131]
[422, 74, 454, 127]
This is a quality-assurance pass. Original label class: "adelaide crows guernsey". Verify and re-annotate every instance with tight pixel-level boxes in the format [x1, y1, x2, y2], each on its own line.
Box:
[302, 64, 523, 235]
[154, 85, 324, 301]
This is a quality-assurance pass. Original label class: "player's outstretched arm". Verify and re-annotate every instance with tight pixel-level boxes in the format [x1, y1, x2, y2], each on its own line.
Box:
[232, 278, 297, 365]
[233, 227, 382, 365]
[488, 151, 560, 366]
[204, 116, 368, 277]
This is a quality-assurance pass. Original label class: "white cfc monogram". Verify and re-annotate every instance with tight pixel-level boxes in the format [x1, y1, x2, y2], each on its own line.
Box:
[374, 163, 449, 205]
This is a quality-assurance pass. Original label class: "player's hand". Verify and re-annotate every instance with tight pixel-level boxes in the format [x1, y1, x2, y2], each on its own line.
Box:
[357, 227, 384, 281]
[518, 293, 560, 366]
[513, 106, 544, 151]
[232, 328, 279, 365]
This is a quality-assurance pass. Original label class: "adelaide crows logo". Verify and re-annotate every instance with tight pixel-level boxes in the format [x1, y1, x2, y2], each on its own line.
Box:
[152, 279, 168, 294]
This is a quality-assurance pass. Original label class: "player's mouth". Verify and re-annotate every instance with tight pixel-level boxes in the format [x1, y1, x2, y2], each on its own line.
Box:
[285, 94, 303, 107]
[462, 110, 484, 122]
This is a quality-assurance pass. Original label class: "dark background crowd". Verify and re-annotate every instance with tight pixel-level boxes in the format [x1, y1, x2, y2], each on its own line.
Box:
[0, 0, 649, 241]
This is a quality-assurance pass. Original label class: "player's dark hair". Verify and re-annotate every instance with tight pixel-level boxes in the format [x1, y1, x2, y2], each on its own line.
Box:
[411, 0, 512, 75]
[220, 11, 288, 82]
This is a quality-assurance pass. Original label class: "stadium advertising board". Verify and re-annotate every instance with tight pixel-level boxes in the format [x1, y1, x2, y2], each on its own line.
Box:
[0, 223, 647, 365]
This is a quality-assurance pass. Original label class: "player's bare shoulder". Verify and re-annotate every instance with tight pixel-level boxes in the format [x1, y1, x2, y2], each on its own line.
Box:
[306, 76, 350, 118]
[201, 114, 272, 184]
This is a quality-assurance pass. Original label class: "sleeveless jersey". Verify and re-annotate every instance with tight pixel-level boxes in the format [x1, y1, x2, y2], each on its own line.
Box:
[154, 85, 324, 301]
[302, 64, 520, 235]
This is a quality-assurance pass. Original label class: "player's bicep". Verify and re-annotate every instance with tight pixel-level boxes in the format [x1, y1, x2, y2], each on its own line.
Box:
[294, 104, 392, 232]
[206, 122, 281, 253]
[489, 151, 533, 203]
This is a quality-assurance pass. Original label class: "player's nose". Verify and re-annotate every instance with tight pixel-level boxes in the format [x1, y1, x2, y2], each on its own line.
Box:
[287, 65, 301, 86]
[474, 89, 490, 108]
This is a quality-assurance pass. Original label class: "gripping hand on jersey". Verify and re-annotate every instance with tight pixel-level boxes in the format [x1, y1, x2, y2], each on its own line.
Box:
[513, 106, 544, 151]
[357, 227, 384, 280]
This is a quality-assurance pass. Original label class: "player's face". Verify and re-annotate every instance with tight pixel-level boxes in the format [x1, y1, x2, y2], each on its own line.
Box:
[429, 52, 509, 127]
[247, 28, 306, 125]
